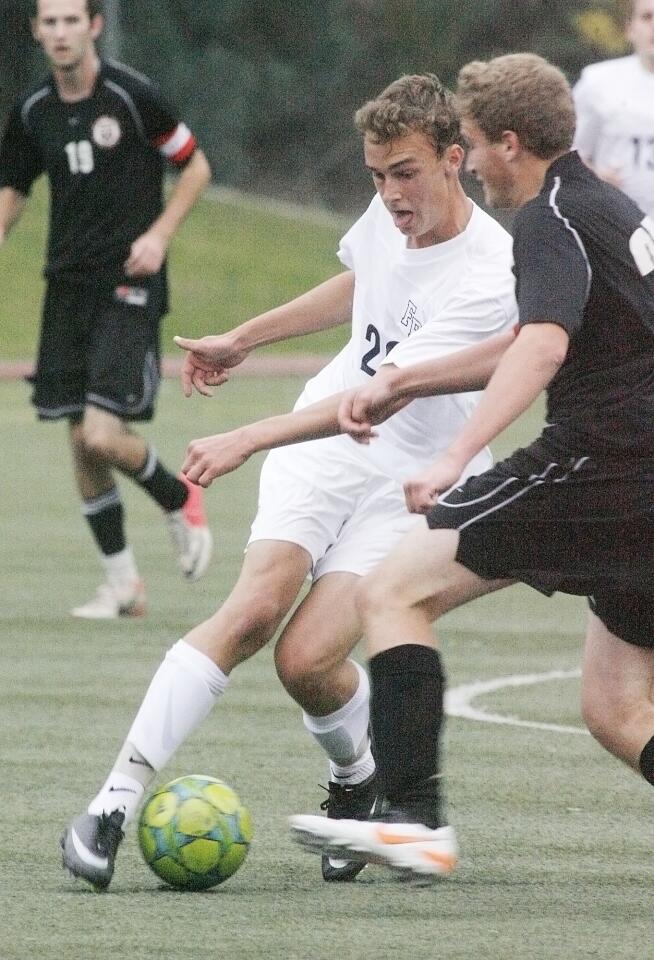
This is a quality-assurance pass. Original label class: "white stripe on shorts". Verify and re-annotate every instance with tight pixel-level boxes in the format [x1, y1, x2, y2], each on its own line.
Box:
[439, 458, 589, 532]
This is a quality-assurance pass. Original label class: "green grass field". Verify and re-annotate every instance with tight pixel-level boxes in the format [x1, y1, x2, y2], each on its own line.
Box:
[0, 181, 350, 362]
[1, 375, 651, 960]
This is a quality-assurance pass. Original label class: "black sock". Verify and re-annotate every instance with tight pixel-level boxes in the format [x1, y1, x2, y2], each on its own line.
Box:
[369, 644, 445, 827]
[132, 446, 188, 512]
[639, 736, 654, 785]
[82, 488, 126, 555]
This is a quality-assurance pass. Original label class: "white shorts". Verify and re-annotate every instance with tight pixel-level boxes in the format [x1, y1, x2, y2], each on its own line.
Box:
[248, 436, 420, 580]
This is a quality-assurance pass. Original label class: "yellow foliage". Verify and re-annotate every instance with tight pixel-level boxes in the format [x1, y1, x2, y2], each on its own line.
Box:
[574, 10, 629, 54]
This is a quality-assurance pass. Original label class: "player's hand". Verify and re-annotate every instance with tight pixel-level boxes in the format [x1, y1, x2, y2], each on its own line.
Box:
[337, 390, 377, 444]
[403, 452, 465, 514]
[124, 229, 168, 277]
[337, 380, 404, 444]
[182, 428, 252, 487]
[174, 334, 250, 398]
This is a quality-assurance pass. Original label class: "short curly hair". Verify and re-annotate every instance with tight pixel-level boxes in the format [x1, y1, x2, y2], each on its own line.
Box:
[455, 53, 575, 159]
[354, 74, 460, 157]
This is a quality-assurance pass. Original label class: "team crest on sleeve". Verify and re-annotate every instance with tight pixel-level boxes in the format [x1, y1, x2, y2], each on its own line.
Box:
[92, 116, 121, 149]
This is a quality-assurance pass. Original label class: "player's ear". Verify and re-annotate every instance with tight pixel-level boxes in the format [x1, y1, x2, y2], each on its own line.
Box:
[90, 13, 104, 42]
[500, 130, 521, 161]
[444, 143, 465, 174]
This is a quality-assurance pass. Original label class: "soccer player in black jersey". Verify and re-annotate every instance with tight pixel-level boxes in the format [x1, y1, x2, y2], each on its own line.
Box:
[0, 0, 213, 618]
[290, 53, 654, 879]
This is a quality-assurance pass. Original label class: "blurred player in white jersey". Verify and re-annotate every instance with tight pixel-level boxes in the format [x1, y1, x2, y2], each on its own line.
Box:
[61, 73, 517, 889]
[573, 0, 654, 213]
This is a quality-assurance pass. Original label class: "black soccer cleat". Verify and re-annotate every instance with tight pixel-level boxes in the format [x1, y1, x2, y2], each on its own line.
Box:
[60, 810, 125, 890]
[319, 773, 382, 882]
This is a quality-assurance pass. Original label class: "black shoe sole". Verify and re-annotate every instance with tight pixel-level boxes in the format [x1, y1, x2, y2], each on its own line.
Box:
[321, 853, 368, 882]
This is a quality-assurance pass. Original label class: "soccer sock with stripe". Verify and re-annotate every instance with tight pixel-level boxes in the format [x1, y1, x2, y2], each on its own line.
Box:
[132, 444, 188, 512]
[369, 643, 445, 827]
[82, 487, 126, 555]
[302, 660, 375, 785]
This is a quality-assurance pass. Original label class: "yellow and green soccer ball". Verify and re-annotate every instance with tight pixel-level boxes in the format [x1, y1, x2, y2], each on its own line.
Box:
[138, 775, 253, 890]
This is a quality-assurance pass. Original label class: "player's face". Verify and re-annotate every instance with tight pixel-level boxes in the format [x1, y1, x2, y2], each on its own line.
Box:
[461, 118, 517, 209]
[32, 0, 102, 72]
[628, 0, 654, 66]
[364, 131, 465, 247]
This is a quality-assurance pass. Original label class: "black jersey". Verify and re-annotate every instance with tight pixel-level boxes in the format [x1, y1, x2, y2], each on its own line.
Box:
[513, 150, 654, 458]
[0, 59, 197, 282]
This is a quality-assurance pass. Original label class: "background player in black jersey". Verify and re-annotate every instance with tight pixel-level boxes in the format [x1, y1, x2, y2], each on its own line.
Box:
[0, 0, 213, 618]
[290, 52, 654, 880]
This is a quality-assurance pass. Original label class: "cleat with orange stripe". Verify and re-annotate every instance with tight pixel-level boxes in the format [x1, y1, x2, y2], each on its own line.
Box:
[288, 814, 458, 880]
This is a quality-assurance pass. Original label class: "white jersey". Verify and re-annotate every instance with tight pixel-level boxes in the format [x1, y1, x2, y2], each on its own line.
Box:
[573, 55, 654, 215]
[294, 193, 517, 483]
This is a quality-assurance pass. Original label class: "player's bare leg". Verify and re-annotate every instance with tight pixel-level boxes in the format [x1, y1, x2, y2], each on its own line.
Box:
[275, 573, 379, 880]
[290, 524, 509, 879]
[275, 572, 362, 713]
[581, 611, 654, 779]
[185, 540, 312, 668]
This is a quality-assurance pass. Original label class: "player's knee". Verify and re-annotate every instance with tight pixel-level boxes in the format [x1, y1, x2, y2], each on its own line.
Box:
[275, 642, 333, 694]
[581, 684, 632, 745]
[355, 570, 390, 626]
[81, 422, 118, 461]
[230, 591, 288, 647]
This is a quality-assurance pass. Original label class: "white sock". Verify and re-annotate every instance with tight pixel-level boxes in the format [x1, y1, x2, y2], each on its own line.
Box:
[88, 640, 228, 825]
[102, 546, 139, 584]
[126, 639, 228, 771]
[88, 772, 144, 823]
[302, 660, 375, 785]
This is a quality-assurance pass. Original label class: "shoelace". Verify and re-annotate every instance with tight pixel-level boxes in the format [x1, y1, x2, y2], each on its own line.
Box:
[97, 812, 125, 854]
[318, 782, 358, 813]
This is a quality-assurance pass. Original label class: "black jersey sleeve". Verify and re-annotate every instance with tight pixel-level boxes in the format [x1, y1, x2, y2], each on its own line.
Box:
[513, 203, 590, 336]
[0, 104, 44, 195]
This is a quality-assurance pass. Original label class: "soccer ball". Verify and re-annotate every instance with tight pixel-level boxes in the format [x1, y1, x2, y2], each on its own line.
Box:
[137, 774, 253, 890]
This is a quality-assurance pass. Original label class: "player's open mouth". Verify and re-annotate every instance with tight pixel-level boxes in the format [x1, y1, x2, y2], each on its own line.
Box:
[392, 210, 413, 229]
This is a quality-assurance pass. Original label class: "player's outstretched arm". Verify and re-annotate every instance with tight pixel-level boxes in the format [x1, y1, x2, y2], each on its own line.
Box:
[403, 323, 569, 514]
[182, 390, 354, 487]
[338, 329, 516, 441]
[0, 187, 27, 244]
[175, 270, 355, 398]
[125, 149, 212, 277]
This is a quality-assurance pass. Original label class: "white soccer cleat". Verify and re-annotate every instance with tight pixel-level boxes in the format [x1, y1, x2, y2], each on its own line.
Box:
[288, 815, 458, 880]
[166, 476, 213, 581]
[71, 578, 146, 619]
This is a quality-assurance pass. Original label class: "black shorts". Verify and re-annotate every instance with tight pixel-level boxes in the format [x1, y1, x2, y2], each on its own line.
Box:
[31, 274, 165, 423]
[426, 439, 654, 648]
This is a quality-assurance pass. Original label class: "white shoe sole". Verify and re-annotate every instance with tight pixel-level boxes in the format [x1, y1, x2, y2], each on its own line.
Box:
[289, 815, 458, 879]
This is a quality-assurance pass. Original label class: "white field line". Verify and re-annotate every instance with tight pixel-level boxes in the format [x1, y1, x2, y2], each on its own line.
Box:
[445, 668, 587, 735]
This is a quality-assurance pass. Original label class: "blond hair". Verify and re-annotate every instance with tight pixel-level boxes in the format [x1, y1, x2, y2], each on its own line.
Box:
[455, 53, 575, 159]
[354, 74, 460, 156]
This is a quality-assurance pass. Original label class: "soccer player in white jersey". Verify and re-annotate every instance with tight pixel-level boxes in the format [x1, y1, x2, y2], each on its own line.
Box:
[573, 0, 654, 214]
[61, 73, 517, 889]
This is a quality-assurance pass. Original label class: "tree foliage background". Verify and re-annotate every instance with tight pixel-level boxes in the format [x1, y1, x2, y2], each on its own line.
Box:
[0, 0, 634, 211]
